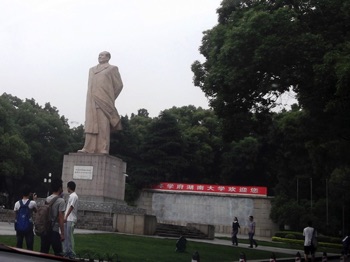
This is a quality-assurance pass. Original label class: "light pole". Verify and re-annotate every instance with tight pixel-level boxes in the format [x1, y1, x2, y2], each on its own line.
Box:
[310, 177, 313, 209]
[296, 176, 313, 209]
[297, 177, 299, 204]
[44, 173, 52, 197]
[326, 178, 329, 226]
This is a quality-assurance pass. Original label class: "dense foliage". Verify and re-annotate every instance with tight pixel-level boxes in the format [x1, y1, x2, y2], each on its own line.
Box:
[192, 0, 350, 235]
[0, 93, 82, 203]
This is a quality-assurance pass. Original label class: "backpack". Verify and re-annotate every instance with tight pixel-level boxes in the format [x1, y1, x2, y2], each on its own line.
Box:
[34, 196, 59, 236]
[15, 200, 32, 233]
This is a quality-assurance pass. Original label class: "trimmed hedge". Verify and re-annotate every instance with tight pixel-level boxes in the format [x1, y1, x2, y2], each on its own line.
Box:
[274, 231, 342, 244]
[272, 231, 343, 249]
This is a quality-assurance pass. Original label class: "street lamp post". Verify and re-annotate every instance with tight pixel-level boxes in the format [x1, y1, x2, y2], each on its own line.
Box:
[296, 176, 313, 209]
[44, 173, 52, 197]
[310, 178, 313, 209]
[326, 178, 329, 226]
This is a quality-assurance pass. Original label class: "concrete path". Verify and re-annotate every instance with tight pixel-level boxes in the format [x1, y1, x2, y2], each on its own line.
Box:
[0, 221, 108, 235]
[192, 233, 340, 261]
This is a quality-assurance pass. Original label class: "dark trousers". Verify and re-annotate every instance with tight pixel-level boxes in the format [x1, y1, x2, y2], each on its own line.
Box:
[232, 229, 238, 245]
[249, 232, 258, 247]
[40, 230, 63, 256]
[16, 229, 34, 250]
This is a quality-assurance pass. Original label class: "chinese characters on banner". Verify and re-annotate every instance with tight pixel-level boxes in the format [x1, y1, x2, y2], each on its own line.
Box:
[151, 183, 267, 196]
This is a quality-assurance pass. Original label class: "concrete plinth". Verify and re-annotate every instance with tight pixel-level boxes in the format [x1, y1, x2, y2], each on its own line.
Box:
[62, 153, 127, 202]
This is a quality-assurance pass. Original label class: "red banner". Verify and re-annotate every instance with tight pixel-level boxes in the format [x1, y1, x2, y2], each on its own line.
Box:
[150, 182, 267, 196]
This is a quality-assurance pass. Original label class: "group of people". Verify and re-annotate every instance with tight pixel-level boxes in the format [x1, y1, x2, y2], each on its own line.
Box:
[231, 215, 258, 248]
[231, 216, 318, 262]
[13, 178, 79, 258]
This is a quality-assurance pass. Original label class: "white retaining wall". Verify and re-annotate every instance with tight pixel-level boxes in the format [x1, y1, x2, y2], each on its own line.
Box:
[136, 190, 278, 237]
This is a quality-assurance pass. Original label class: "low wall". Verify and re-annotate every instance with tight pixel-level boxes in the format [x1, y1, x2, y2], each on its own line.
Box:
[113, 214, 157, 235]
[0, 199, 156, 236]
[136, 190, 278, 237]
[77, 210, 114, 231]
[0, 208, 13, 223]
[187, 223, 215, 239]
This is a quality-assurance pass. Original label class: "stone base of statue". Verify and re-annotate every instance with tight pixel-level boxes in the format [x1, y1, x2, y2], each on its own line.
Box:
[61, 153, 127, 203]
[61, 152, 157, 235]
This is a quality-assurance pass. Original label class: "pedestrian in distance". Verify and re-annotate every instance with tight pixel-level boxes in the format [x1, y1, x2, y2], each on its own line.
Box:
[342, 233, 350, 257]
[63, 181, 79, 259]
[13, 185, 37, 250]
[39, 178, 66, 256]
[248, 215, 258, 248]
[232, 216, 240, 246]
[303, 220, 317, 262]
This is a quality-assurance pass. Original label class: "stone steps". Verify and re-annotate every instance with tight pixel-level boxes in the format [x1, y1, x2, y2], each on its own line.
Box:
[155, 223, 210, 239]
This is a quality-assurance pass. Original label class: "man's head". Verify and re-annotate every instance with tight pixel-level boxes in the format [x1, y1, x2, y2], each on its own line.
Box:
[98, 51, 111, 64]
[67, 181, 76, 193]
[21, 185, 31, 197]
[51, 178, 63, 194]
[249, 216, 254, 221]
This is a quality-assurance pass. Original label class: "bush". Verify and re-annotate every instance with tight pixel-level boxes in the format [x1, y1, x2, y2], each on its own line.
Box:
[275, 231, 304, 240]
[272, 232, 343, 250]
[285, 234, 296, 239]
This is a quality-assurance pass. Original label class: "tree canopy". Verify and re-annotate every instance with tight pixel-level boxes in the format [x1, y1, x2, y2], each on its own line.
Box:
[192, 0, 350, 141]
[0, 93, 81, 203]
[192, 0, 350, 233]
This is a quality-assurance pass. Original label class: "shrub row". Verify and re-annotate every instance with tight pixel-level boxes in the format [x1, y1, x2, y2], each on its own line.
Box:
[272, 236, 342, 250]
[274, 231, 342, 244]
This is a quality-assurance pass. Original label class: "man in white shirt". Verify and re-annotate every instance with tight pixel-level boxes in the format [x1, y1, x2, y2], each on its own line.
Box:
[63, 181, 78, 259]
[303, 221, 317, 262]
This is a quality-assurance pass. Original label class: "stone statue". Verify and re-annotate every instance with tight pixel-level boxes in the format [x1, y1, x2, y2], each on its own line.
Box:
[78, 51, 123, 154]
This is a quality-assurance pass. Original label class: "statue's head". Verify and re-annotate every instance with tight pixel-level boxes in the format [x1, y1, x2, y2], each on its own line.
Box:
[98, 51, 111, 64]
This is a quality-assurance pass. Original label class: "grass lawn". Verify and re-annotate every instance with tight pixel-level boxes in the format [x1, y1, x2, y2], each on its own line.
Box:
[0, 233, 295, 262]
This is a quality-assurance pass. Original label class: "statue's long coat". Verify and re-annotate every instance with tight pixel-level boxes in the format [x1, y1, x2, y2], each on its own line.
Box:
[84, 63, 123, 134]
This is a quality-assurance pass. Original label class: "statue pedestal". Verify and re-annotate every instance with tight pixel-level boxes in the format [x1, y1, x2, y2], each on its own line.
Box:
[61, 153, 127, 202]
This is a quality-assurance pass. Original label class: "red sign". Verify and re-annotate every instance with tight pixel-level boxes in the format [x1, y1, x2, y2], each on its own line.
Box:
[150, 182, 267, 196]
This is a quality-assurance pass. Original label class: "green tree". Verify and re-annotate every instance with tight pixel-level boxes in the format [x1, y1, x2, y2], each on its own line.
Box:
[163, 106, 223, 183]
[221, 136, 261, 185]
[192, 0, 350, 234]
[192, 0, 350, 140]
[0, 94, 72, 201]
[68, 124, 85, 152]
[139, 111, 186, 186]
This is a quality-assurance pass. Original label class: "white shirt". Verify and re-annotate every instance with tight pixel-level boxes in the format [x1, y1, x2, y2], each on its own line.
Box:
[14, 199, 37, 223]
[14, 199, 37, 211]
[303, 226, 317, 246]
[65, 191, 78, 222]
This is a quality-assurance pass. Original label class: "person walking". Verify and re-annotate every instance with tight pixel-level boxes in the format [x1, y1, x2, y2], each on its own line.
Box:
[13, 185, 37, 250]
[232, 217, 240, 246]
[63, 181, 79, 259]
[303, 221, 317, 262]
[248, 216, 258, 248]
[40, 178, 66, 256]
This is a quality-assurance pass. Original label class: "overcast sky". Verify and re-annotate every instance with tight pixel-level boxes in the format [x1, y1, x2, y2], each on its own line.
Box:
[0, 0, 223, 126]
